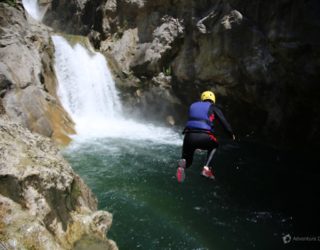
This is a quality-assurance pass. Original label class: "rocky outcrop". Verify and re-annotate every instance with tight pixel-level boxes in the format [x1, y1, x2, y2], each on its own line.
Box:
[0, 115, 117, 249]
[44, 0, 320, 149]
[170, 0, 320, 148]
[129, 15, 184, 76]
[43, 0, 97, 35]
[0, 2, 75, 145]
[1, 4, 118, 249]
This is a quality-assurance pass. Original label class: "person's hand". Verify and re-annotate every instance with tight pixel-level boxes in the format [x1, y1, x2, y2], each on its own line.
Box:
[232, 134, 236, 141]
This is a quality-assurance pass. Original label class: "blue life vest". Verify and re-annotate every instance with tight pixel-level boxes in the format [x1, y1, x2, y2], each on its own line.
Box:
[186, 101, 213, 131]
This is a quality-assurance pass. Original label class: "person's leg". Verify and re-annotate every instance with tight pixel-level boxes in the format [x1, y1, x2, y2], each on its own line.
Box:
[192, 133, 218, 179]
[177, 133, 196, 182]
[191, 133, 218, 165]
[182, 133, 196, 168]
[205, 148, 217, 168]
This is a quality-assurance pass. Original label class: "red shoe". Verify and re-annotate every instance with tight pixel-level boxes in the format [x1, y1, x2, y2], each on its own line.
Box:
[176, 159, 186, 183]
[201, 166, 215, 180]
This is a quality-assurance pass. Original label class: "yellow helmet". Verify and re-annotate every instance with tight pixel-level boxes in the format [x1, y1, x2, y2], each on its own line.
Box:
[201, 91, 216, 103]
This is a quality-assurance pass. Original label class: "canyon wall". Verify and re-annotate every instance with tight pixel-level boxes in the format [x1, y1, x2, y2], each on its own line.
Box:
[0, 2, 118, 249]
[44, 0, 320, 149]
[0, 115, 117, 249]
[0, 2, 75, 145]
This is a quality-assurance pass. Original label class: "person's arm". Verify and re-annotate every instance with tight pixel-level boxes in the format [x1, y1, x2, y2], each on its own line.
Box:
[212, 105, 235, 139]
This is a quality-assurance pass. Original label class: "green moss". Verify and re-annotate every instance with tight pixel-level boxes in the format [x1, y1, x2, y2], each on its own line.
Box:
[70, 180, 82, 208]
[0, 0, 17, 7]
[163, 66, 172, 76]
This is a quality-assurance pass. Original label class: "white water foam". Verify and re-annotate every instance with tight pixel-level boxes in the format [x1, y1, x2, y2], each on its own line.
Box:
[22, 0, 46, 21]
[52, 35, 181, 145]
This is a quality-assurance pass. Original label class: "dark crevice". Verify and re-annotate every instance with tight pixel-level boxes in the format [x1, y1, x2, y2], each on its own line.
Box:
[0, 175, 25, 207]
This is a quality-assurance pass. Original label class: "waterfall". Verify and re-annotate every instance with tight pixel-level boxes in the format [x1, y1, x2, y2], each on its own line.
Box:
[23, 0, 181, 144]
[52, 36, 181, 143]
[52, 35, 121, 121]
[52, 35, 123, 138]
[22, 0, 46, 21]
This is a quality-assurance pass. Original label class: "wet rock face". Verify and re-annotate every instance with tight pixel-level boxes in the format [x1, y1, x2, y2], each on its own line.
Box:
[0, 3, 75, 145]
[44, 0, 320, 149]
[121, 0, 320, 149]
[0, 116, 117, 249]
[43, 0, 99, 35]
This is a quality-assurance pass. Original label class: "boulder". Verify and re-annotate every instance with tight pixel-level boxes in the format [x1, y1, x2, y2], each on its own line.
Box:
[0, 3, 75, 145]
[43, 0, 100, 35]
[0, 116, 117, 249]
[130, 15, 184, 75]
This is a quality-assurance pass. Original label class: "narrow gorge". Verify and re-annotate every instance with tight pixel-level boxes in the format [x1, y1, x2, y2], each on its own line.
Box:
[43, 0, 320, 150]
[1, 0, 319, 249]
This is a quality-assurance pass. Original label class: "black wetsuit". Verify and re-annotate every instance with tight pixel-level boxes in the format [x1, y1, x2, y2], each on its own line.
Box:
[182, 103, 233, 168]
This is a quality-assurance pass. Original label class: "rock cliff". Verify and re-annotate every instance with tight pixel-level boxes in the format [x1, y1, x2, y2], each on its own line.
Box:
[0, 2, 75, 145]
[0, 115, 117, 249]
[1, 3, 118, 249]
[44, 0, 320, 150]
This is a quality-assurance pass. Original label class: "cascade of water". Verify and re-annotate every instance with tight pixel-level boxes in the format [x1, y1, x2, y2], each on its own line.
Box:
[52, 35, 181, 144]
[52, 35, 121, 121]
[22, 0, 181, 144]
[22, 0, 46, 21]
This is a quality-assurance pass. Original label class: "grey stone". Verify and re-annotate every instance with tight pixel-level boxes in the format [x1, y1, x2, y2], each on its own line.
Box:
[0, 3, 75, 144]
[0, 116, 117, 249]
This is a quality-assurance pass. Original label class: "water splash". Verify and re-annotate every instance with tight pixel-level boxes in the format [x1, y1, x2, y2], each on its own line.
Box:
[22, 0, 47, 21]
[52, 35, 181, 144]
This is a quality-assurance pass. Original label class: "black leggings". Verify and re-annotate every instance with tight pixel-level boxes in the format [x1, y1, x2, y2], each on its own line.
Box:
[182, 132, 218, 168]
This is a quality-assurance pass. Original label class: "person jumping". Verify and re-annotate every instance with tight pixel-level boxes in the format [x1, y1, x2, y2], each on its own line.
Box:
[176, 90, 235, 182]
